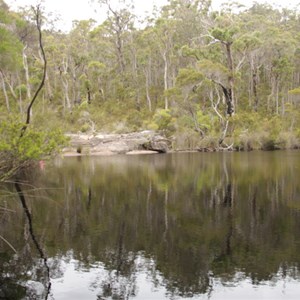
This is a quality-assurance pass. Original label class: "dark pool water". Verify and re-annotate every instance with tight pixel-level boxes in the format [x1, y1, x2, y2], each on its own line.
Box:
[1, 151, 300, 299]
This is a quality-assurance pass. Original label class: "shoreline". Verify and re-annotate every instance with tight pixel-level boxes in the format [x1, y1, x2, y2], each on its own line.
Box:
[61, 131, 300, 157]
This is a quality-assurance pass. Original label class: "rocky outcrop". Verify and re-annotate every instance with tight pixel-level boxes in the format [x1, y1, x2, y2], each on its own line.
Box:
[63, 131, 171, 156]
[142, 135, 169, 153]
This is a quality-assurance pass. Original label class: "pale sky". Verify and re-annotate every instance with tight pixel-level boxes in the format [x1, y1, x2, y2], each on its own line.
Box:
[5, 0, 300, 32]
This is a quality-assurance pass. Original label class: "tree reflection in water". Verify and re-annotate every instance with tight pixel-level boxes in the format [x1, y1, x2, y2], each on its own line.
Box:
[15, 180, 51, 299]
[1, 152, 300, 299]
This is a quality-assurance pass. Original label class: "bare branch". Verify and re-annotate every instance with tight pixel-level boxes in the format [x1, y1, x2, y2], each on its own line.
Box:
[219, 119, 230, 146]
[236, 54, 246, 72]
[20, 5, 47, 138]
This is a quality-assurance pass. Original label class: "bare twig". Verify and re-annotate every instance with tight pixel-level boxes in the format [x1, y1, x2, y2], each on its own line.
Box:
[0, 234, 17, 253]
[0, 206, 15, 213]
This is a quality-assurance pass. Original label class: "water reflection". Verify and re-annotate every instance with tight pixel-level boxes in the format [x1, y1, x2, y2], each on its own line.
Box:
[14, 181, 51, 299]
[1, 151, 300, 299]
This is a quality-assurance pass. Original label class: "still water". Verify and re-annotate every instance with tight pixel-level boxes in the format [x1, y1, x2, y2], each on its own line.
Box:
[1, 151, 300, 299]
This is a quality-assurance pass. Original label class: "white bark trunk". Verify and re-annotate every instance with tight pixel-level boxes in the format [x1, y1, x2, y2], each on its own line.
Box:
[22, 46, 31, 99]
[62, 58, 71, 109]
[162, 50, 168, 110]
[0, 71, 10, 111]
[145, 68, 152, 112]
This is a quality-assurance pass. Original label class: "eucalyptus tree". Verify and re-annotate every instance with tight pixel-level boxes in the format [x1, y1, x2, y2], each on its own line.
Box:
[2, 0, 300, 149]
[135, 26, 158, 112]
[133, 23, 170, 112]
[244, 4, 297, 114]
[16, 6, 44, 105]
[95, 0, 135, 73]
[264, 30, 295, 114]
[152, 17, 175, 110]
[67, 19, 96, 106]
[43, 32, 71, 110]
[235, 6, 265, 111]
[89, 23, 114, 103]
[91, 0, 139, 108]
[0, 4, 67, 182]
[152, 0, 211, 110]
[0, 0, 23, 111]
[176, 8, 246, 146]
[203, 13, 243, 117]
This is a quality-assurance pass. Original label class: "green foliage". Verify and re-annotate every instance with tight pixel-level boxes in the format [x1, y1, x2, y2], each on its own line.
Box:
[0, 117, 68, 180]
[0, 119, 67, 160]
[197, 59, 229, 78]
[230, 112, 300, 151]
[80, 123, 90, 133]
[211, 27, 237, 43]
[0, 27, 22, 71]
[181, 45, 203, 60]
[231, 112, 260, 132]
[233, 32, 262, 51]
[176, 68, 203, 86]
[149, 109, 175, 133]
[125, 109, 144, 131]
[15, 84, 27, 95]
[272, 56, 294, 78]
[288, 87, 300, 95]
[88, 61, 106, 70]
[196, 110, 212, 131]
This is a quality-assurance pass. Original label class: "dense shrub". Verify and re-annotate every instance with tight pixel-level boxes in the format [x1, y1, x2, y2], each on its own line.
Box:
[0, 117, 68, 181]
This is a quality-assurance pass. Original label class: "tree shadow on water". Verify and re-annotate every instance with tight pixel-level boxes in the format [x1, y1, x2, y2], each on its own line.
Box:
[14, 180, 52, 300]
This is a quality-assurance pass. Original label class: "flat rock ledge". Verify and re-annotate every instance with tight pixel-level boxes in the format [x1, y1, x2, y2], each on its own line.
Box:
[63, 131, 170, 156]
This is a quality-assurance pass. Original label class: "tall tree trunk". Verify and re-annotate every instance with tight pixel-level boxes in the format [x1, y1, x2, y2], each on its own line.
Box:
[220, 85, 234, 116]
[62, 78, 71, 110]
[116, 28, 125, 74]
[162, 50, 169, 110]
[275, 81, 279, 114]
[224, 42, 235, 116]
[45, 71, 53, 101]
[281, 94, 285, 115]
[87, 86, 91, 104]
[268, 76, 276, 112]
[145, 67, 152, 112]
[22, 45, 31, 100]
[19, 88, 23, 114]
[0, 70, 10, 112]
[0, 70, 17, 100]
[61, 58, 71, 109]
[209, 88, 223, 122]
[253, 72, 259, 111]
[219, 119, 230, 146]
[131, 44, 140, 110]
[115, 32, 125, 74]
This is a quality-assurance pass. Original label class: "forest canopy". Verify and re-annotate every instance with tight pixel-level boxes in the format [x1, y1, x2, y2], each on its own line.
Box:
[1, 0, 300, 155]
